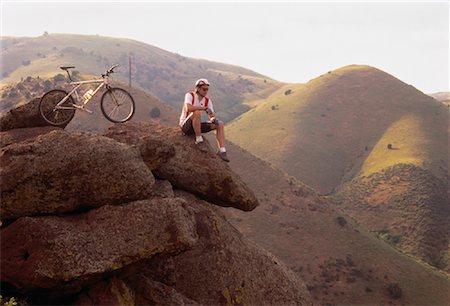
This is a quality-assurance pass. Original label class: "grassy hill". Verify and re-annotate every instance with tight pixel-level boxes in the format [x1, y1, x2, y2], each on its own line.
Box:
[227, 64, 449, 273]
[1, 33, 283, 122]
[227, 64, 449, 194]
[335, 163, 450, 273]
[429, 92, 450, 107]
[214, 138, 450, 305]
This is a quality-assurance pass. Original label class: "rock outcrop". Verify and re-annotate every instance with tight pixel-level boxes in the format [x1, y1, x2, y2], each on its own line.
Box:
[0, 100, 310, 305]
[1, 198, 197, 296]
[0, 126, 62, 149]
[104, 122, 259, 211]
[0, 130, 155, 220]
[142, 190, 312, 305]
[0, 98, 71, 131]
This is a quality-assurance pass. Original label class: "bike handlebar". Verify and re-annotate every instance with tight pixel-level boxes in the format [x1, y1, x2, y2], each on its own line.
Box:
[103, 64, 120, 77]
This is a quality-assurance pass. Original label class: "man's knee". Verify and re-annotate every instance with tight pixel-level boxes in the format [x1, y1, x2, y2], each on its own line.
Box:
[192, 110, 202, 118]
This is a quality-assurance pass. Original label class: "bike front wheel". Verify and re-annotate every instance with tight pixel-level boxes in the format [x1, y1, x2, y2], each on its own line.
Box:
[39, 89, 76, 126]
[100, 88, 135, 123]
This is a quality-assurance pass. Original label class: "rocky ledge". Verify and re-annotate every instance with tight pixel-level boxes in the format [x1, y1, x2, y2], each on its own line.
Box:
[0, 99, 311, 305]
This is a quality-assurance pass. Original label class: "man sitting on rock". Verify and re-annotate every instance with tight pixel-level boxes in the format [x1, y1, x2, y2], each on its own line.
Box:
[179, 78, 230, 162]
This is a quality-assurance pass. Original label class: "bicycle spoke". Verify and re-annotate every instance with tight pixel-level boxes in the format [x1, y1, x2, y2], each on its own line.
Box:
[39, 90, 76, 126]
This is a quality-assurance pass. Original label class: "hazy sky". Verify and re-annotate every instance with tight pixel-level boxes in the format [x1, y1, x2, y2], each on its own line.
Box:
[1, 1, 449, 93]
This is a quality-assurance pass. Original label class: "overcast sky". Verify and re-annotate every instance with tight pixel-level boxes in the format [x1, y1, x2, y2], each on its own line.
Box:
[1, 1, 449, 93]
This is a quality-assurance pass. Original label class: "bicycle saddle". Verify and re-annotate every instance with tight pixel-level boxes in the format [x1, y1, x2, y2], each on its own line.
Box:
[60, 66, 75, 70]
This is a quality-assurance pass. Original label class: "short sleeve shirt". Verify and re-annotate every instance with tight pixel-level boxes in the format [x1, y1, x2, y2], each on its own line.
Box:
[179, 92, 214, 126]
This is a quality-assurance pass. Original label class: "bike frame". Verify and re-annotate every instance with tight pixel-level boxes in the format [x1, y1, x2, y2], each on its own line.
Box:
[55, 76, 110, 113]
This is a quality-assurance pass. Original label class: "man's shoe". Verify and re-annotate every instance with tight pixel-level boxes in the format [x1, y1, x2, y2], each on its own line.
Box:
[195, 141, 208, 152]
[217, 151, 230, 162]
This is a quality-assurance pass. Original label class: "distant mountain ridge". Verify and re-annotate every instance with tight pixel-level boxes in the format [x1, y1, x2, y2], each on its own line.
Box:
[1, 33, 283, 122]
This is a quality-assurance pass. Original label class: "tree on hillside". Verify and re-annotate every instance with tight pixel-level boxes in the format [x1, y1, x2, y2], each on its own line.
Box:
[53, 74, 66, 82]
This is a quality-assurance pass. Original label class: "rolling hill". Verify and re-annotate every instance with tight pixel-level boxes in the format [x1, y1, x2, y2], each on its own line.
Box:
[227, 65, 448, 194]
[0, 33, 283, 122]
[226, 64, 449, 272]
[429, 92, 450, 107]
[214, 138, 450, 305]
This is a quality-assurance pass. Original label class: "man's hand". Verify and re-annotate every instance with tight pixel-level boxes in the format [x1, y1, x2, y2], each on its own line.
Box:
[209, 117, 219, 126]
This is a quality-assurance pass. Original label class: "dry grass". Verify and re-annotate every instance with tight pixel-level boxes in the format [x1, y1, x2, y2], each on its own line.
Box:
[219, 140, 450, 305]
[1, 34, 281, 122]
[227, 64, 449, 194]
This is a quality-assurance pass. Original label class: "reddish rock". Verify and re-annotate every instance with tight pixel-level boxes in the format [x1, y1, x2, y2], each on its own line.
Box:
[101, 123, 175, 170]
[129, 274, 197, 305]
[149, 179, 175, 198]
[104, 122, 259, 211]
[139, 190, 312, 305]
[0, 98, 71, 131]
[0, 126, 62, 148]
[74, 278, 135, 306]
[1, 198, 197, 296]
[76, 276, 197, 305]
[0, 129, 155, 220]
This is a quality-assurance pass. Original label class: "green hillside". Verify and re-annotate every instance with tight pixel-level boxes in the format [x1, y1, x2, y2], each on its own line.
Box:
[227, 65, 449, 194]
[227, 64, 449, 272]
[335, 163, 450, 273]
[1, 33, 283, 122]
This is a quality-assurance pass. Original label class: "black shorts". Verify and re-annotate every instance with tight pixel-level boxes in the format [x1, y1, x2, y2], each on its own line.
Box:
[180, 115, 213, 135]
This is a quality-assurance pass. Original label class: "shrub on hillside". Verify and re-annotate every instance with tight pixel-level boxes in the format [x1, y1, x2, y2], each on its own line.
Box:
[43, 80, 52, 91]
[53, 74, 66, 82]
[336, 216, 347, 226]
[149, 107, 161, 118]
[387, 283, 402, 299]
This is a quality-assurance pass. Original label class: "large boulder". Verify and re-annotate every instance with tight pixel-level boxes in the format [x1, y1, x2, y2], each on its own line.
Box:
[104, 122, 259, 211]
[0, 129, 155, 220]
[0, 198, 197, 298]
[138, 190, 312, 305]
[0, 97, 71, 131]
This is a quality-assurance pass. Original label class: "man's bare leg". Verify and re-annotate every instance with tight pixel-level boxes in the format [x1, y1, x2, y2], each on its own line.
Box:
[215, 121, 225, 148]
[192, 111, 202, 139]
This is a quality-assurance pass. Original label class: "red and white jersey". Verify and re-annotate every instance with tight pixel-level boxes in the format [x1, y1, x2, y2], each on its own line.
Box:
[179, 92, 214, 126]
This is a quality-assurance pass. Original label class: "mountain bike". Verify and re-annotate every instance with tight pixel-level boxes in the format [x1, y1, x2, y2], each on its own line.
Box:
[39, 64, 135, 126]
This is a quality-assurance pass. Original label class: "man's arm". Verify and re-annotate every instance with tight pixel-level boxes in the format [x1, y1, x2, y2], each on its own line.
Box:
[185, 103, 206, 112]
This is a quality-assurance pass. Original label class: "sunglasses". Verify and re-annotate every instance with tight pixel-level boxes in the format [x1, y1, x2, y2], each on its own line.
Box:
[200, 86, 209, 91]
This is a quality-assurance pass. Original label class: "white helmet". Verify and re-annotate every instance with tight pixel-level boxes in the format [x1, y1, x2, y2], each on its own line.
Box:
[195, 78, 210, 87]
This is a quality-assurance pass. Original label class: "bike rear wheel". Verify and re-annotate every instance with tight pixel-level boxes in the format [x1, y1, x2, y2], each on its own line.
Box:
[39, 89, 76, 126]
[100, 87, 135, 123]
